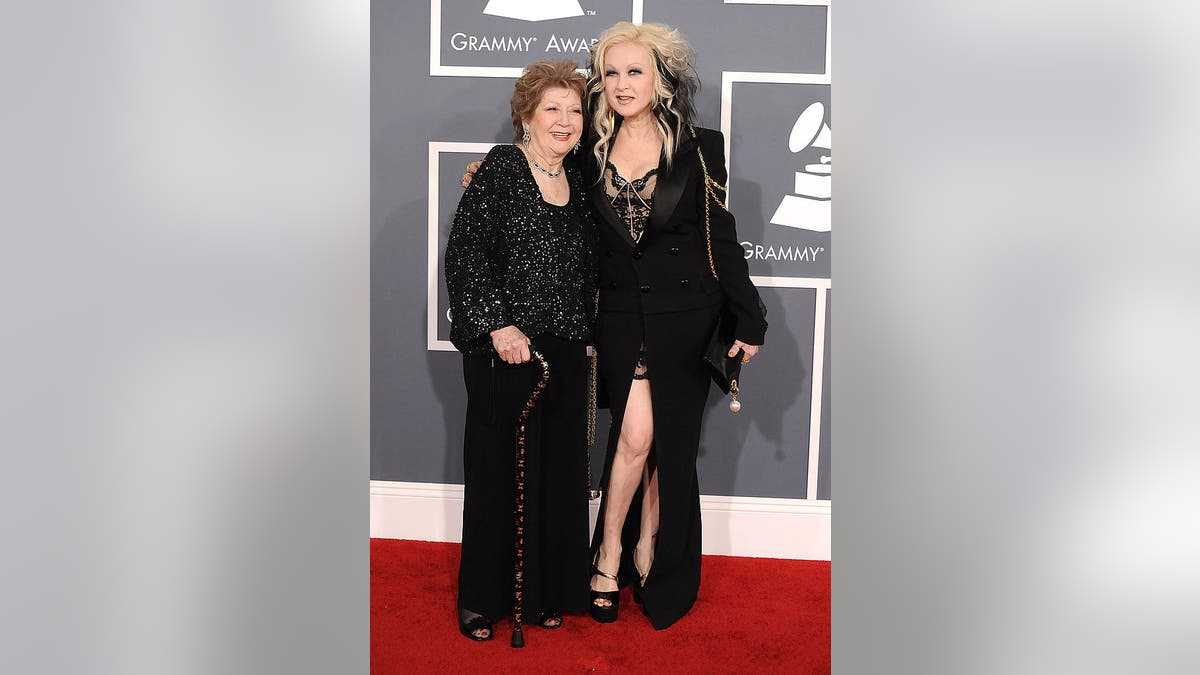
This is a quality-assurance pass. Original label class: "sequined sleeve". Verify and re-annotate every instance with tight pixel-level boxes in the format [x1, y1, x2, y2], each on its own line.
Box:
[444, 147, 510, 348]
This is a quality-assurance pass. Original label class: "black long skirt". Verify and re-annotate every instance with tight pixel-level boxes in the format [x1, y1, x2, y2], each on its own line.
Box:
[591, 305, 721, 630]
[457, 334, 591, 623]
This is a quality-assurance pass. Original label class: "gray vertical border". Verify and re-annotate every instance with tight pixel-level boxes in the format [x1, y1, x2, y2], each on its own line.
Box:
[818, 288, 831, 499]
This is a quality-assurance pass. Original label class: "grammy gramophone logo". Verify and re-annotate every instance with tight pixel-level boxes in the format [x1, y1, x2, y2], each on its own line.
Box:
[770, 102, 831, 233]
[482, 0, 585, 21]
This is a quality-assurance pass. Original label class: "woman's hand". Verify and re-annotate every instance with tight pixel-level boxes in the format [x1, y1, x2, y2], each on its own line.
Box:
[728, 340, 760, 365]
[460, 160, 484, 188]
[491, 325, 531, 364]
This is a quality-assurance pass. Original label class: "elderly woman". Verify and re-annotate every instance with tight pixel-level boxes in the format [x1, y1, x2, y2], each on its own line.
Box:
[581, 22, 767, 630]
[443, 59, 597, 643]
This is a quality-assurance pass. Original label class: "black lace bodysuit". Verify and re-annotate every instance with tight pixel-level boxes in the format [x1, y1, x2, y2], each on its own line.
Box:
[604, 160, 657, 244]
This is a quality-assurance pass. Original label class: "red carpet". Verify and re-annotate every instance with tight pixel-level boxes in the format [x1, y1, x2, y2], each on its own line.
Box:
[371, 539, 829, 674]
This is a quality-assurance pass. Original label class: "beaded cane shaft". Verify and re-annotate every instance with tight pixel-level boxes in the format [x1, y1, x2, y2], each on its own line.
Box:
[511, 348, 550, 648]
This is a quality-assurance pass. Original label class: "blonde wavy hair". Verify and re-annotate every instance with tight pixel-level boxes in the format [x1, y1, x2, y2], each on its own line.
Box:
[586, 22, 699, 175]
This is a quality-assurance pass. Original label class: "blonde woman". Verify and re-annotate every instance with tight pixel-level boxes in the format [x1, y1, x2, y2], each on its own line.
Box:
[581, 22, 766, 630]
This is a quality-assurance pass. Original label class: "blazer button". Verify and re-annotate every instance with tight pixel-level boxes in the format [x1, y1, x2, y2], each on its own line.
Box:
[608, 282, 617, 290]
[632, 250, 643, 260]
[680, 279, 690, 288]
[640, 284, 651, 293]
[669, 247, 680, 256]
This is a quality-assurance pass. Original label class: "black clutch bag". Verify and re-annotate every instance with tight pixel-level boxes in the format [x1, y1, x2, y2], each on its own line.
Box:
[702, 298, 766, 413]
[703, 309, 742, 398]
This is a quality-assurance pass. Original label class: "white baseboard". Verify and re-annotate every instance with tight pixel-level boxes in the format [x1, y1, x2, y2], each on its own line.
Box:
[370, 480, 830, 561]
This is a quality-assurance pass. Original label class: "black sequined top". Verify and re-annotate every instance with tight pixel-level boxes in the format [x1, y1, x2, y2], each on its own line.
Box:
[444, 144, 597, 355]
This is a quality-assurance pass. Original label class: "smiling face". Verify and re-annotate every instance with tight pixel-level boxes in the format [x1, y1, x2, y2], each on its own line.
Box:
[522, 86, 583, 163]
[602, 41, 656, 121]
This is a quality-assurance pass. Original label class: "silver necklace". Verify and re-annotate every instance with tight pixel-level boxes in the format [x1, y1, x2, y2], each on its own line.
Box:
[524, 141, 563, 177]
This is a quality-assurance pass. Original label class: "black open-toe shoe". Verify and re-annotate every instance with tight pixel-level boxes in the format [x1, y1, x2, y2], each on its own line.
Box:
[458, 609, 493, 642]
[589, 552, 621, 623]
[539, 608, 563, 629]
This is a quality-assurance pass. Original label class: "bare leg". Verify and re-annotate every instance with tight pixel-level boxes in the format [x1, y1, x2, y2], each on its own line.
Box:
[590, 373, 654, 606]
[634, 463, 659, 582]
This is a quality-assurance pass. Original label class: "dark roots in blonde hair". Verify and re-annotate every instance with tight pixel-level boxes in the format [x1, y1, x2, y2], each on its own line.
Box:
[510, 60, 588, 144]
[586, 22, 699, 173]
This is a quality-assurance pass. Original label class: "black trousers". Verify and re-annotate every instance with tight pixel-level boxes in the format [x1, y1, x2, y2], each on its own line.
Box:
[457, 334, 591, 622]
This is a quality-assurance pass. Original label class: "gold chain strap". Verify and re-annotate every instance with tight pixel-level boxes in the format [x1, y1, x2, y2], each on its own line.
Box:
[586, 351, 597, 448]
[585, 348, 599, 499]
[585, 290, 600, 500]
[690, 125, 728, 281]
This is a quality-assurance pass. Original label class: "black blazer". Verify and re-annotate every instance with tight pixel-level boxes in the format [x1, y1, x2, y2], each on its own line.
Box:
[584, 126, 767, 345]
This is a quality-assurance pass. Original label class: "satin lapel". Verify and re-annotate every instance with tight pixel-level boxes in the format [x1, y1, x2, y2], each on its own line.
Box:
[589, 179, 636, 247]
[646, 133, 699, 236]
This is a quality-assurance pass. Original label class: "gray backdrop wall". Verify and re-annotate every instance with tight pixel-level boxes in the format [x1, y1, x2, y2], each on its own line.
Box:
[373, 0, 830, 501]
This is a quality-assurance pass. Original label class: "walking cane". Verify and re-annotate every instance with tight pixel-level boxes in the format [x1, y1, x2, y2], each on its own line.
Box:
[511, 348, 550, 648]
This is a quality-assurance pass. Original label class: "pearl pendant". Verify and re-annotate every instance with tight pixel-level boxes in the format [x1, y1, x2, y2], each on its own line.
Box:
[728, 398, 742, 413]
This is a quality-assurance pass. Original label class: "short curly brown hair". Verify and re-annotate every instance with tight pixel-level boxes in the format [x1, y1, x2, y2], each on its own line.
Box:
[510, 60, 588, 143]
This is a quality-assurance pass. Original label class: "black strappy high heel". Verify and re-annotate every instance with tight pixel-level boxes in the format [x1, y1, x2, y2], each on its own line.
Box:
[458, 609, 494, 642]
[632, 555, 648, 605]
[589, 552, 621, 623]
[632, 533, 657, 605]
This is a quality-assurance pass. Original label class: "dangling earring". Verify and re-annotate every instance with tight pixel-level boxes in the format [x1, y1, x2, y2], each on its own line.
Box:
[574, 140, 581, 153]
[606, 109, 615, 130]
[522, 125, 530, 145]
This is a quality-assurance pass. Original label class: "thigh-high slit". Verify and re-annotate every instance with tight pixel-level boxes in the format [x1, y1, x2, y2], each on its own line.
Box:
[591, 305, 721, 630]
